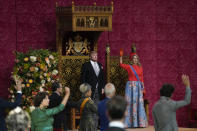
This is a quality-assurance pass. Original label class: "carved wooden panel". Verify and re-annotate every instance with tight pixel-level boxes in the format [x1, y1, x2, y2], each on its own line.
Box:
[60, 57, 89, 101]
[109, 56, 130, 96]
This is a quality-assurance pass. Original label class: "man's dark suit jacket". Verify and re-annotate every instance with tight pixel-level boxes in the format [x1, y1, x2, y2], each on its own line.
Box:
[0, 93, 22, 131]
[48, 92, 77, 131]
[98, 97, 110, 131]
[107, 127, 125, 131]
[80, 61, 105, 99]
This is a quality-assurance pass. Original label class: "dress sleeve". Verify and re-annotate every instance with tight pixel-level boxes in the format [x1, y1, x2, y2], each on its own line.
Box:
[120, 63, 130, 72]
[45, 104, 64, 116]
[31, 115, 35, 131]
[88, 100, 97, 113]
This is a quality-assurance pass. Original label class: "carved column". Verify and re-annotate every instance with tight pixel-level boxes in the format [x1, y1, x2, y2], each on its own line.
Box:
[106, 44, 110, 82]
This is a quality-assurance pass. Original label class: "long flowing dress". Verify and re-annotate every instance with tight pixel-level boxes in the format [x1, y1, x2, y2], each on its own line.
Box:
[77, 96, 97, 131]
[120, 63, 148, 128]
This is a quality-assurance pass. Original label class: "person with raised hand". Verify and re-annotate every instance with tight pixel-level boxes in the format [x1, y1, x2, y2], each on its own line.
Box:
[31, 86, 70, 131]
[0, 76, 22, 131]
[152, 74, 191, 131]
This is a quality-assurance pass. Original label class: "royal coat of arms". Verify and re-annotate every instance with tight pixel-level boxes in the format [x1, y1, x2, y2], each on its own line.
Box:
[66, 35, 90, 56]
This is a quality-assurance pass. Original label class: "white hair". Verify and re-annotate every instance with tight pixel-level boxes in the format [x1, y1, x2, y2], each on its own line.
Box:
[79, 83, 91, 94]
[6, 107, 30, 131]
[104, 83, 115, 97]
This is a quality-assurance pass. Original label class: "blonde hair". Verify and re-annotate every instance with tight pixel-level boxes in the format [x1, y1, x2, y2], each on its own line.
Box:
[130, 55, 141, 66]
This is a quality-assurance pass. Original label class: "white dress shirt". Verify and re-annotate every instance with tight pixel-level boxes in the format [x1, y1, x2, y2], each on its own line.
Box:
[90, 60, 100, 76]
[109, 121, 125, 128]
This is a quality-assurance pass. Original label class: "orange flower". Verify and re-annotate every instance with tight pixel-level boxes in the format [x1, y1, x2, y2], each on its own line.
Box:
[26, 84, 30, 87]
[45, 57, 49, 62]
[29, 79, 33, 83]
[32, 91, 37, 95]
[30, 67, 35, 72]
[24, 57, 29, 62]
[40, 64, 45, 70]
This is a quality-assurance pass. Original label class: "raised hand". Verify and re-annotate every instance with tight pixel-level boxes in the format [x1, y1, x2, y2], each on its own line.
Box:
[13, 75, 22, 91]
[182, 74, 190, 87]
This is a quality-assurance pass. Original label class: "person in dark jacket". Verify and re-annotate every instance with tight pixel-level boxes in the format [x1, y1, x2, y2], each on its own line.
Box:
[0, 78, 22, 131]
[106, 96, 127, 131]
[80, 51, 105, 103]
[98, 83, 116, 131]
[48, 82, 77, 131]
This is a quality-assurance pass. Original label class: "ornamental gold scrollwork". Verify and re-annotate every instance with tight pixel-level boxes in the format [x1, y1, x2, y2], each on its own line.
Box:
[65, 35, 90, 56]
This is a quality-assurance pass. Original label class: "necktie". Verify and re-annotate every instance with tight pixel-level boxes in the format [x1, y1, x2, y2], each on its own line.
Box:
[94, 62, 99, 76]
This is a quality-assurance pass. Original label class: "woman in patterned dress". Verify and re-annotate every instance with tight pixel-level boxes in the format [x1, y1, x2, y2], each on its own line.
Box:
[119, 46, 148, 128]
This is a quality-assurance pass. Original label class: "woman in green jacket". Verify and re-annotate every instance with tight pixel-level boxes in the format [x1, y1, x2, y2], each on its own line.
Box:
[31, 87, 70, 131]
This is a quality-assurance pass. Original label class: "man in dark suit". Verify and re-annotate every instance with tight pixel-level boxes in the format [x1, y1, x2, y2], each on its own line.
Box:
[80, 51, 105, 103]
[0, 79, 22, 131]
[48, 82, 77, 131]
[80, 51, 105, 129]
[98, 83, 116, 131]
[106, 96, 127, 131]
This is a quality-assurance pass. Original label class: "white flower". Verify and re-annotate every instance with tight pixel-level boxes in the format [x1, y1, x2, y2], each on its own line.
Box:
[30, 56, 37, 62]
[49, 55, 54, 60]
[30, 106, 35, 112]
[42, 83, 45, 87]
[34, 67, 39, 72]
[52, 70, 58, 75]
[39, 86, 44, 92]
[41, 80, 45, 84]
[44, 73, 47, 77]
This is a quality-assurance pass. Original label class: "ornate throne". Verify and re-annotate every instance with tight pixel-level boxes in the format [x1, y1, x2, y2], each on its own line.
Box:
[56, 1, 113, 129]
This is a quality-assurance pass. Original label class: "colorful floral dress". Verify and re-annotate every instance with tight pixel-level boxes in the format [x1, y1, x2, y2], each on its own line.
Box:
[120, 63, 148, 128]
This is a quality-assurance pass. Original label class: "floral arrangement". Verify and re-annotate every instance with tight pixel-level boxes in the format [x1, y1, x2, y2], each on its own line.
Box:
[9, 49, 59, 111]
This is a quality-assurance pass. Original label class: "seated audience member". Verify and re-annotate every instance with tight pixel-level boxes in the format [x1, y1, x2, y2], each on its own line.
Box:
[31, 87, 70, 131]
[98, 83, 116, 131]
[6, 107, 30, 131]
[152, 74, 191, 131]
[77, 83, 97, 131]
[48, 82, 77, 131]
[0, 78, 22, 131]
[106, 96, 127, 131]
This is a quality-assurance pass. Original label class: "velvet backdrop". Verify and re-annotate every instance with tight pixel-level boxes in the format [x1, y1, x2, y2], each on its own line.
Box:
[0, 0, 197, 127]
